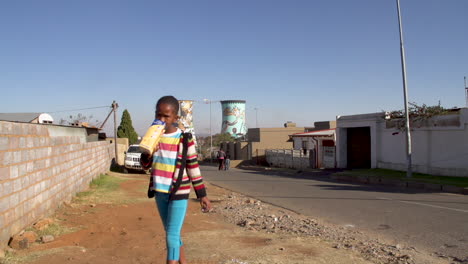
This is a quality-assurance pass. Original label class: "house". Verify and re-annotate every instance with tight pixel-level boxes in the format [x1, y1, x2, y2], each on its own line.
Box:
[304, 120, 337, 132]
[288, 121, 337, 168]
[246, 123, 305, 164]
[336, 108, 468, 177]
[0, 113, 54, 124]
[290, 128, 336, 168]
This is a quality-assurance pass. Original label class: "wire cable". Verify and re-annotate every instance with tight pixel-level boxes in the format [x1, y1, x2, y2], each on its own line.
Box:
[47, 105, 111, 113]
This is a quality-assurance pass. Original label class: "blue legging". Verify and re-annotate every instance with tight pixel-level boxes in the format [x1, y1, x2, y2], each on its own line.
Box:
[155, 192, 188, 261]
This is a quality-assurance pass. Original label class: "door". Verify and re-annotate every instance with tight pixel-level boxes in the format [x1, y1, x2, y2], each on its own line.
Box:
[347, 127, 371, 168]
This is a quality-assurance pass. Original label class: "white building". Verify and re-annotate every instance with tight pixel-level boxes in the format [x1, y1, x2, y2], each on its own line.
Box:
[290, 128, 336, 168]
[336, 108, 468, 177]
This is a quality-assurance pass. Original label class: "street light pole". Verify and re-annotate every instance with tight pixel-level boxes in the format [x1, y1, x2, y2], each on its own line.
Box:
[204, 99, 213, 163]
[396, 0, 412, 178]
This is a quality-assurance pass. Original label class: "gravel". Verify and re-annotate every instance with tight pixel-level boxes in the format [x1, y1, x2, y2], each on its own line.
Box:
[209, 192, 463, 264]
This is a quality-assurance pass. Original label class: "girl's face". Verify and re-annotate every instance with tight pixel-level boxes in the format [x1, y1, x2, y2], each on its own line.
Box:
[156, 103, 179, 133]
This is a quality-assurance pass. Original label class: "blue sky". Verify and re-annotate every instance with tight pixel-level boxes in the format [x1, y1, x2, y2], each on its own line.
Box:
[1, 0, 467, 136]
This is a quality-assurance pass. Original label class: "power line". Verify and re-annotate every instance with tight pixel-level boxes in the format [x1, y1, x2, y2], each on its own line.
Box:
[47, 105, 111, 113]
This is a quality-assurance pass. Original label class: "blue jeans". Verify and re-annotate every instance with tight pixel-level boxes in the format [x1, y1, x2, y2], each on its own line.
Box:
[155, 192, 188, 261]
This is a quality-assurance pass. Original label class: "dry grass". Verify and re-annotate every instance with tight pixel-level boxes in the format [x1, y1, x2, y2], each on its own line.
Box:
[72, 173, 139, 205]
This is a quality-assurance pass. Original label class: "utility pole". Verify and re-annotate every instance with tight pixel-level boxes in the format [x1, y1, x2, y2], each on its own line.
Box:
[465, 76, 467, 107]
[396, 0, 412, 178]
[112, 101, 119, 165]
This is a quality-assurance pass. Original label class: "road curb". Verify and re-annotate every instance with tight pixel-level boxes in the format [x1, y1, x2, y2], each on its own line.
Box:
[424, 183, 442, 191]
[330, 175, 467, 195]
[237, 166, 468, 195]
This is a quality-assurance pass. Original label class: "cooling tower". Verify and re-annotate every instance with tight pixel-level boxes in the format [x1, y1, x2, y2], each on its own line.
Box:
[178, 100, 197, 142]
[220, 100, 247, 139]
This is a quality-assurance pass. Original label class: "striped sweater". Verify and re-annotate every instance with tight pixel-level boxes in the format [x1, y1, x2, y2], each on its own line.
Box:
[149, 128, 206, 200]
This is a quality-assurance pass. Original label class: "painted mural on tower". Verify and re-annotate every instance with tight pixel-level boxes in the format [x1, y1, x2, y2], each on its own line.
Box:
[221, 100, 247, 139]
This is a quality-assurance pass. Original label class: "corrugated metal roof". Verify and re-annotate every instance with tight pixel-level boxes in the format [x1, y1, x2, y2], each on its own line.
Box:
[291, 128, 335, 137]
[0, 113, 42, 122]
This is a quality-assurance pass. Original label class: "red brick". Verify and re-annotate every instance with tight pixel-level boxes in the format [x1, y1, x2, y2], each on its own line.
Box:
[0, 213, 4, 229]
[4, 209, 14, 226]
[27, 125, 37, 135]
[10, 166, 18, 179]
[13, 124, 22, 135]
[0, 196, 8, 214]
[1, 181, 11, 197]
[0, 137, 8, 151]
[19, 137, 26, 148]
[9, 137, 19, 149]
[26, 138, 33, 148]
[0, 122, 13, 135]
[37, 126, 47, 136]
[0, 167, 9, 181]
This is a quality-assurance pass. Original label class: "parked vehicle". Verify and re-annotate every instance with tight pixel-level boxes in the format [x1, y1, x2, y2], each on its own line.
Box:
[124, 145, 146, 173]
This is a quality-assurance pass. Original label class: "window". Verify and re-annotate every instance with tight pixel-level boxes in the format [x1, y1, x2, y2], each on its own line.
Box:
[322, 140, 335, 147]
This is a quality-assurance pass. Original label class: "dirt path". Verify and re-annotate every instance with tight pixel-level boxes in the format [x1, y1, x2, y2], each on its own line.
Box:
[1, 172, 393, 264]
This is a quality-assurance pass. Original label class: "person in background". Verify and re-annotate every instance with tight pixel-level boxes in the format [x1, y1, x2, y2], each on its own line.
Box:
[224, 152, 231, 170]
[217, 148, 226, 170]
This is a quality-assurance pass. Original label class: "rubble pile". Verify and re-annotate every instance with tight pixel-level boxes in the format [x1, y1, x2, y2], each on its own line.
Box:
[213, 192, 419, 264]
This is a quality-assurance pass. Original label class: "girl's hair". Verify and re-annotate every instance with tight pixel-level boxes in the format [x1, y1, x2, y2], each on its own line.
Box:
[156, 95, 179, 114]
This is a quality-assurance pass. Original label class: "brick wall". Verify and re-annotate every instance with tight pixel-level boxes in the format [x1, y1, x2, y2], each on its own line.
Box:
[0, 121, 114, 247]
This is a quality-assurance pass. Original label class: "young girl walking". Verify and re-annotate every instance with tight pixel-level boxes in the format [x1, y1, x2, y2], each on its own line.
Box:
[141, 95, 211, 264]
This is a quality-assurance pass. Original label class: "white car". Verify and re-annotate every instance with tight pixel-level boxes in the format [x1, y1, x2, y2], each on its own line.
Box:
[124, 145, 146, 173]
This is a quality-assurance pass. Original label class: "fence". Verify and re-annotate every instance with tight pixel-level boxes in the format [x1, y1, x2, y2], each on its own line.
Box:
[265, 149, 315, 170]
[0, 121, 114, 248]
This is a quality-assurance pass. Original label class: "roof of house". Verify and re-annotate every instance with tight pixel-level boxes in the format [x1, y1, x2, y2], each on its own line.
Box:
[291, 128, 335, 137]
[0, 113, 43, 122]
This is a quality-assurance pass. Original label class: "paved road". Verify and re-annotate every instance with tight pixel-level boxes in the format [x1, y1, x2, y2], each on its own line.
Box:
[201, 165, 468, 260]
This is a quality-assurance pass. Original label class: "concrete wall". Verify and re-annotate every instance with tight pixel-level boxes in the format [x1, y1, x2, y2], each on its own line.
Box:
[377, 110, 468, 176]
[105, 137, 128, 165]
[266, 149, 310, 170]
[292, 137, 335, 168]
[0, 121, 115, 248]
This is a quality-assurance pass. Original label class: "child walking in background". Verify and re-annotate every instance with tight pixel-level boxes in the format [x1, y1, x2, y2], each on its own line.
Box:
[141, 95, 211, 264]
[224, 153, 230, 170]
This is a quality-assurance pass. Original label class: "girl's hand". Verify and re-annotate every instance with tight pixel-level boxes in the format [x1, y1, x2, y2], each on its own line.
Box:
[200, 196, 212, 213]
[140, 153, 153, 170]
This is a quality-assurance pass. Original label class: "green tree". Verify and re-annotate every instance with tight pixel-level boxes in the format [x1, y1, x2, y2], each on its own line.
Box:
[194, 133, 235, 161]
[213, 133, 236, 146]
[117, 109, 139, 145]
